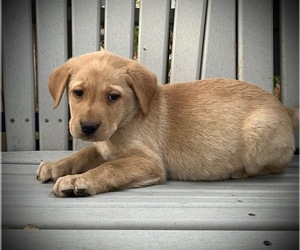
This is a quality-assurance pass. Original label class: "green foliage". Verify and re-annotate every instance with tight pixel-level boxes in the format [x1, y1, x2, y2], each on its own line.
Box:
[274, 75, 280, 87]
[133, 26, 139, 58]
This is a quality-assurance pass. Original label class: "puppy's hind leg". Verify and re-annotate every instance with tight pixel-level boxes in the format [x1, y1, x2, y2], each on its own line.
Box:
[256, 164, 288, 176]
[231, 163, 288, 179]
[240, 109, 295, 177]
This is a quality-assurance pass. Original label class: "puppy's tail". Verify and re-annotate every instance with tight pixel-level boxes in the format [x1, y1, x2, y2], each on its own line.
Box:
[286, 108, 299, 129]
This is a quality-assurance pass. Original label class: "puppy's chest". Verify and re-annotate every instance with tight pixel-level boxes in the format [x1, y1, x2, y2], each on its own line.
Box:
[96, 142, 117, 162]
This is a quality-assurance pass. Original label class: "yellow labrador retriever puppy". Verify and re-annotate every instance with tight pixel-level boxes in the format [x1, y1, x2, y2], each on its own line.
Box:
[36, 51, 298, 197]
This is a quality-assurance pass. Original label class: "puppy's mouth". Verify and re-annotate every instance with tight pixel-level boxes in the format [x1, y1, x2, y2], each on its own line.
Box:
[74, 132, 107, 142]
[79, 134, 99, 142]
[70, 121, 116, 142]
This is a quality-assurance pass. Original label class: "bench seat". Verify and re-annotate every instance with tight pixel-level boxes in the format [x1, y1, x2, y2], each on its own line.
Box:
[2, 151, 299, 249]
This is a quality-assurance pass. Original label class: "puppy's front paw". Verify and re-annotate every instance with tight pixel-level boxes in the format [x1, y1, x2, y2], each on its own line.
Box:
[36, 161, 71, 183]
[52, 174, 97, 197]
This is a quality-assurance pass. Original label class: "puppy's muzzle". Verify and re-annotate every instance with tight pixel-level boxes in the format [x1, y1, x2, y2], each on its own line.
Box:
[80, 121, 100, 135]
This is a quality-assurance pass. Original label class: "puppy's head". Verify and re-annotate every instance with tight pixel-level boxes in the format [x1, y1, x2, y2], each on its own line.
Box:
[48, 51, 157, 141]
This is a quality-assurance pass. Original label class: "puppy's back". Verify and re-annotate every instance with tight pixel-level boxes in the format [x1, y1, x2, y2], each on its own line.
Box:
[159, 79, 295, 180]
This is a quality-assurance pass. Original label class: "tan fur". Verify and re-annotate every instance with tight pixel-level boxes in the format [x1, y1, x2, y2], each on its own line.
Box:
[36, 51, 299, 197]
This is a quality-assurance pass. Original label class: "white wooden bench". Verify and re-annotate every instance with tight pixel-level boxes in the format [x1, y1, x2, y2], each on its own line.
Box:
[2, 0, 299, 249]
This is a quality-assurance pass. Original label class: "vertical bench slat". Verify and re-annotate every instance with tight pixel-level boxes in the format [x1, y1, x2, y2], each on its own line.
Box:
[105, 0, 135, 58]
[280, 0, 299, 108]
[72, 0, 101, 150]
[170, 0, 207, 83]
[72, 0, 100, 56]
[238, 0, 273, 92]
[280, 0, 299, 148]
[0, 0, 3, 151]
[201, 0, 236, 79]
[2, 0, 36, 151]
[138, 0, 171, 84]
[36, 0, 69, 150]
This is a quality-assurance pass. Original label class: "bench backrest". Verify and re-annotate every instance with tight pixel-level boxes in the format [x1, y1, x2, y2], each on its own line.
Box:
[1, 0, 299, 151]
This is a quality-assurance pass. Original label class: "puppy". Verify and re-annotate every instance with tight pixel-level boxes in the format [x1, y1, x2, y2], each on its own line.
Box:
[36, 51, 299, 197]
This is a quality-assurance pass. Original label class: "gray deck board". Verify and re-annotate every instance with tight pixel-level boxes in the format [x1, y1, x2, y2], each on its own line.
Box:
[2, 152, 299, 249]
[2, 230, 298, 250]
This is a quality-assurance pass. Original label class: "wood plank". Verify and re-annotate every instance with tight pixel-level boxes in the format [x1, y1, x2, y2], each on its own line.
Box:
[71, 0, 100, 150]
[2, 151, 299, 168]
[237, 0, 273, 92]
[3, 176, 299, 198]
[2, 157, 299, 250]
[170, 0, 207, 83]
[2, 155, 298, 232]
[138, 0, 171, 84]
[201, 0, 236, 79]
[36, 0, 69, 150]
[3, 163, 298, 202]
[2, 151, 73, 164]
[0, 0, 4, 151]
[3, 163, 299, 185]
[3, 187, 299, 209]
[279, 0, 299, 148]
[2, 152, 298, 234]
[3, 179, 298, 201]
[2, 230, 299, 250]
[2, 205, 298, 230]
[0, 0, 1, 75]
[3, 194, 298, 209]
[280, 0, 299, 108]
[105, 0, 135, 58]
[71, 0, 100, 56]
[2, 0, 36, 151]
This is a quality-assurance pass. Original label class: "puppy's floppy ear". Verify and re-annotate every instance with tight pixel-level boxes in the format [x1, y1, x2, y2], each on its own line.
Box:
[126, 62, 158, 115]
[48, 62, 72, 109]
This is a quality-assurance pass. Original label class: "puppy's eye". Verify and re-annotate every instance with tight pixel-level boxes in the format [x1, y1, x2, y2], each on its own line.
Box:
[108, 93, 120, 102]
[73, 89, 84, 98]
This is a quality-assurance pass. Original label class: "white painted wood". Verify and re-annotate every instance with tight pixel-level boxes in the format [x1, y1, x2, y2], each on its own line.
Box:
[105, 0, 135, 58]
[2, 230, 298, 250]
[0, 0, 1, 67]
[170, 0, 207, 83]
[3, 197, 298, 230]
[201, 0, 236, 79]
[72, 0, 100, 57]
[2, 151, 299, 248]
[238, 0, 273, 92]
[138, 0, 171, 84]
[0, 0, 2, 150]
[3, 175, 299, 208]
[171, 0, 176, 9]
[2, 151, 74, 164]
[280, 0, 299, 108]
[2, 152, 299, 229]
[280, 0, 299, 148]
[36, 0, 69, 150]
[0, 0, 4, 152]
[2, 0, 36, 151]
[71, 0, 101, 150]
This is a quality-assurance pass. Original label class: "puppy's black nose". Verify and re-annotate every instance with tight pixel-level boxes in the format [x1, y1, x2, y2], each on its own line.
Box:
[80, 121, 99, 135]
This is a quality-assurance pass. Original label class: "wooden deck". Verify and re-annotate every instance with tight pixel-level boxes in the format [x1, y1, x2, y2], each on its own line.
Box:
[2, 151, 299, 249]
